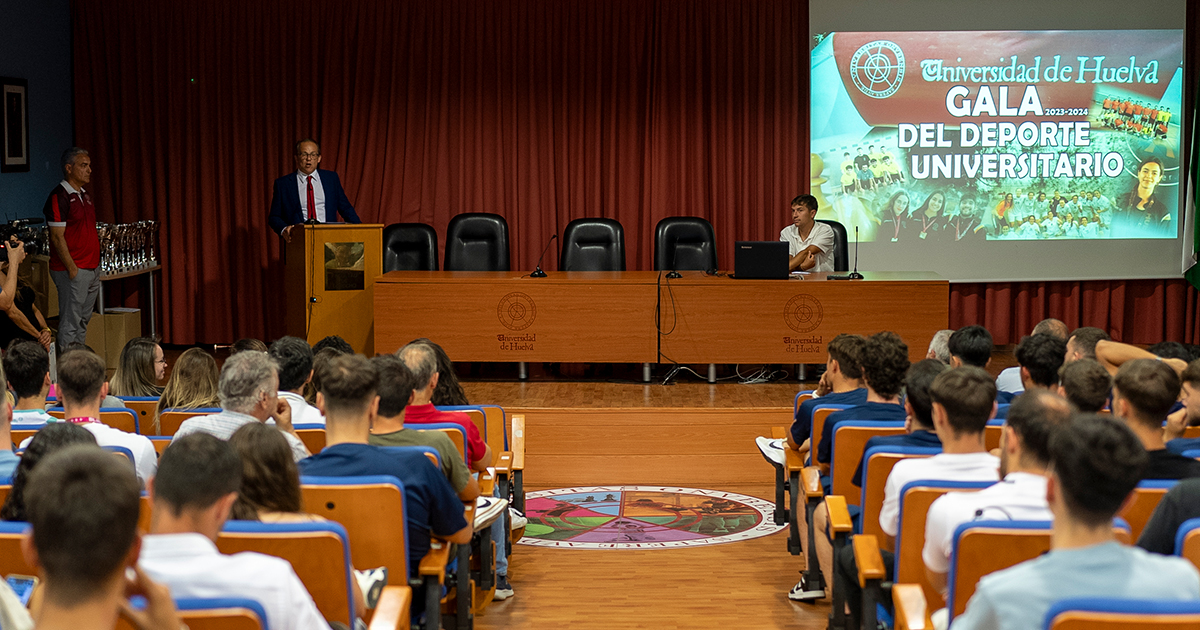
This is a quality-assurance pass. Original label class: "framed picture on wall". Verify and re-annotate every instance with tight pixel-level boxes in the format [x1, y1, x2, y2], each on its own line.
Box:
[1, 77, 30, 173]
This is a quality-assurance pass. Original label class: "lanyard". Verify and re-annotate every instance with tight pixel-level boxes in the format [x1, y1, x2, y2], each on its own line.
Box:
[66, 417, 99, 425]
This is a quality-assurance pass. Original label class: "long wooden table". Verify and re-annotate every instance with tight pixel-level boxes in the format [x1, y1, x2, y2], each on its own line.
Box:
[374, 270, 948, 363]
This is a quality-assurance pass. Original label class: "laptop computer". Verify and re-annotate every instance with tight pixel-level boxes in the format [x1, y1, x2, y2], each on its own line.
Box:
[732, 241, 790, 279]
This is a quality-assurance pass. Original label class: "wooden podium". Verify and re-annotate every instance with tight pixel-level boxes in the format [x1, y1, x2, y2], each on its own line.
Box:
[284, 224, 383, 354]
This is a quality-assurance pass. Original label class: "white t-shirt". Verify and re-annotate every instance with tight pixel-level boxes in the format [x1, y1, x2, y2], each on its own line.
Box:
[780, 222, 836, 272]
[19, 421, 157, 485]
[279, 391, 325, 426]
[922, 472, 1051, 576]
[139, 533, 327, 630]
[879, 452, 1000, 536]
[994, 367, 1024, 395]
[10, 409, 54, 425]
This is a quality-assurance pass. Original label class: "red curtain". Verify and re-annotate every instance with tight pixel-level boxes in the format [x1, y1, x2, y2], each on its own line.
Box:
[71, 0, 808, 344]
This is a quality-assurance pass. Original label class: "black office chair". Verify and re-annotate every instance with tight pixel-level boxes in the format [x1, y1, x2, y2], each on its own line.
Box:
[382, 223, 438, 271]
[654, 217, 717, 272]
[559, 218, 625, 271]
[444, 213, 510, 271]
[816, 219, 850, 272]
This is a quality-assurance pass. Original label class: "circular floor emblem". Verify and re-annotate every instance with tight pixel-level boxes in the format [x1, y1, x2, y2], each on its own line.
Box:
[784, 294, 823, 333]
[850, 40, 905, 99]
[518, 486, 783, 549]
[497, 292, 536, 331]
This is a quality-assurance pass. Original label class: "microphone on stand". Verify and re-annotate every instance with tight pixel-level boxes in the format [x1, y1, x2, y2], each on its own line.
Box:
[848, 226, 864, 279]
[530, 234, 557, 278]
[666, 247, 682, 279]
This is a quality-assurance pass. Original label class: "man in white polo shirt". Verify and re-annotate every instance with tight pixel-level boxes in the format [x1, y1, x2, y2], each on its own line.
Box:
[269, 336, 325, 426]
[780, 194, 836, 272]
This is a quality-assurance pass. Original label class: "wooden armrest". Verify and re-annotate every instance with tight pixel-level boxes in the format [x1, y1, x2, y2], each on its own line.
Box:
[825, 495, 853, 533]
[368, 585, 412, 630]
[479, 470, 495, 495]
[462, 502, 477, 524]
[784, 446, 805, 473]
[801, 467, 823, 498]
[771, 426, 787, 440]
[511, 415, 525, 470]
[418, 541, 451, 579]
[494, 451, 514, 476]
[892, 583, 930, 630]
[852, 534, 886, 588]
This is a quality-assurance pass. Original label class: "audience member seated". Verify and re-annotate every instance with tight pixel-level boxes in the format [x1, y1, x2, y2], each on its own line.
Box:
[948, 326, 1014, 404]
[269, 336, 325, 425]
[231, 338, 268, 354]
[60, 343, 127, 409]
[1137, 478, 1200, 555]
[925, 329, 953, 365]
[140, 433, 326, 630]
[154, 347, 220, 434]
[312, 335, 354, 355]
[297, 354, 471, 616]
[368, 355, 479, 501]
[923, 390, 1070, 598]
[226, 422, 371, 614]
[834, 366, 1000, 614]
[816, 331, 909, 468]
[850, 359, 946, 489]
[1056, 358, 1111, 413]
[1148, 341, 1194, 362]
[1165, 359, 1200, 443]
[397, 341, 493, 472]
[1111, 359, 1200, 479]
[411, 337, 471, 406]
[950, 414, 1200, 630]
[1013, 333, 1067, 395]
[996, 319, 1068, 394]
[173, 351, 309, 462]
[108, 337, 165, 398]
[24, 445, 178, 630]
[756, 333, 866, 465]
[1096, 338, 1188, 376]
[4, 340, 54, 425]
[305, 347, 346, 405]
[1064, 326, 1110, 363]
[25, 350, 157, 485]
[2, 424, 97, 521]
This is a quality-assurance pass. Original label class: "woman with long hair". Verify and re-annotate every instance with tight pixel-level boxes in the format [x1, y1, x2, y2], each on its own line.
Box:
[1, 424, 98, 521]
[991, 192, 1015, 232]
[154, 347, 220, 433]
[877, 191, 910, 243]
[109, 337, 165, 397]
[909, 190, 947, 240]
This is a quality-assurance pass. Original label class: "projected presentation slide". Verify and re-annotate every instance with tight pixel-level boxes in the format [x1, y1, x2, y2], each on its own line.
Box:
[810, 30, 1183, 243]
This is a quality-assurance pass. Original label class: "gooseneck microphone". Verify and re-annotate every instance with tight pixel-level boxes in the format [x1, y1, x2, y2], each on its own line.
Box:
[848, 225, 864, 279]
[530, 234, 557, 278]
[666, 247, 682, 279]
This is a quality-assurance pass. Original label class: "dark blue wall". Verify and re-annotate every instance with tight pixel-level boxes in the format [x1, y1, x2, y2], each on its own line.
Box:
[0, 0, 72, 221]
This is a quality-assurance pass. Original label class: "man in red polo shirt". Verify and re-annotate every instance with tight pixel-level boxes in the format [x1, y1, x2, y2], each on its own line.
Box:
[397, 341, 492, 472]
[42, 147, 102, 349]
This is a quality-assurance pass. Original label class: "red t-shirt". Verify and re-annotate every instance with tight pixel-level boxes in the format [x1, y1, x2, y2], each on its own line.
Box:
[404, 403, 487, 465]
[42, 183, 101, 271]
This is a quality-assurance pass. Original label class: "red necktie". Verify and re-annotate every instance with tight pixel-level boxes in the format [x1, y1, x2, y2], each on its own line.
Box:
[306, 176, 316, 221]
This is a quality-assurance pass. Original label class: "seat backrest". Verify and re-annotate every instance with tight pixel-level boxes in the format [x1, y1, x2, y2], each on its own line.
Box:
[438, 404, 509, 452]
[300, 475, 410, 582]
[1045, 598, 1200, 629]
[216, 520, 356, 625]
[157, 408, 223, 437]
[1119, 480, 1177, 541]
[560, 218, 626, 271]
[176, 598, 268, 630]
[435, 405, 489, 447]
[383, 222, 439, 271]
[654, 217, 717, 271]
[809, 405, 852, 457]
[117, 397, 159, 432]
[444, 212, 510, 271]
[413, 422, 468, 464]
[0, 522, 37, 577]
[894, 480, 994, 609]
[815, 219, 849, 272]
[984, 418, 1004, 451]
[48, 407, 139, 434]
[1175, 517, 1200, 569]
[11, 425, 44, 447]
[292, 424, 326, 454]
[858, 447, 941, 542]
[830, 421, 906, 506]
[794, 390, 815, 415]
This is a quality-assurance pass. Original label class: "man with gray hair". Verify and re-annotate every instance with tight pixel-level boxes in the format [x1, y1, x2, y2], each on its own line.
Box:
[997, 318, 1069, 394]
[925, 329, 953, 364]
[42, 147, 102, 349]
[172, 350, 310, 462]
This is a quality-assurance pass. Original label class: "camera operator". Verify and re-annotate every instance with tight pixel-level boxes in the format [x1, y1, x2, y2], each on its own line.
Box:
[42, 147, 101, 349]
[0, 238, 52, 351]
[0, 237, 26, 312]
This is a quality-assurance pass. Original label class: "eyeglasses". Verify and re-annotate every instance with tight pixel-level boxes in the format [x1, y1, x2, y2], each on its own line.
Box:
[298, 152, 320, 159]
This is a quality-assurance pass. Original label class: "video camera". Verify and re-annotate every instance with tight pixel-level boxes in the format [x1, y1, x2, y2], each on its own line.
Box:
[0, 218, 44, 253]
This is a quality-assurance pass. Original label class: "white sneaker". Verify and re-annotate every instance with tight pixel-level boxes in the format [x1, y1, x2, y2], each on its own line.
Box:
[787, 576, 825, 602]
[755, 436, 787, 467]
[509, 508, 528, 529]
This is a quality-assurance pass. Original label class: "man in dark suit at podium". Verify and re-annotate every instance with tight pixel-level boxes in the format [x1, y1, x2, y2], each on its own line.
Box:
[268, 138, 361, 242]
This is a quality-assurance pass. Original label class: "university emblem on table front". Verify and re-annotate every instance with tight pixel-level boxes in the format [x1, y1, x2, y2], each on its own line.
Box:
[849, 40, 905, 99]
[784, 294, 823, 333]
[497, 292, 537, 331]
